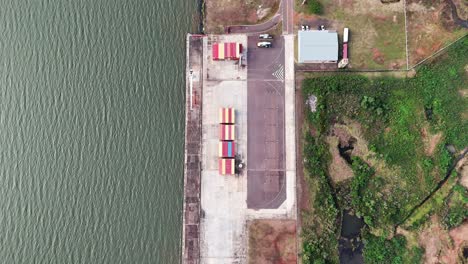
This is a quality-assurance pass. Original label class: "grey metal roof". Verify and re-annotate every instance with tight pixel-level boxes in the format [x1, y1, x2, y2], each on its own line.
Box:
[298, 30, 338, 63]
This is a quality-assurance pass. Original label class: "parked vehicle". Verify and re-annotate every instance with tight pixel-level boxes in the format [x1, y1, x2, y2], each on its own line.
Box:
[257, 41, 272, 48]
[259, 34, 273, 39]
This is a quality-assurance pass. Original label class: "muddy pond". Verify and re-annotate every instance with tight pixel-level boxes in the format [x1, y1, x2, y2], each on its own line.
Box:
[339, 210, 366, 264]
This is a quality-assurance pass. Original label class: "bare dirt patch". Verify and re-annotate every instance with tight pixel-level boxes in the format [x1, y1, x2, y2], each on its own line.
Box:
[205, 0, 279, 33]
[248, 219, 297, 264]
[325, 123, 367, 183]
[326, 135, 354, 183]
[459, 88, 468, 98]
[407, 0, 467, 66]
[457, 155, 468, 189]
[440, 222, 468, 264]
[452, 0, 468, 20]
[421, 126, 444, 156]
[418, 215, 453, 264]
[372, 48, 386, 65]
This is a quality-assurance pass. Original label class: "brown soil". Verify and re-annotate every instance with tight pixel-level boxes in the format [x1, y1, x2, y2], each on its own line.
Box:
[457, 155, 468, 189]
[352, 0, 403, 13]
[459, 88, 468, 98]
[439, 222, 468, 264]
[326, 127, 355, 183]
[462, 112, 468, 121]
[372, 48, 385, 65]
[407, 0, 467, 66]
[407, 69, 417, 78]
[389, 59, 406, 70]
[421, 126, 444, 156]
[205, 0, 279, 33]
[418, 215, 453, 264]
[248, 220, 297, 264]
[452, 0, 468, 20]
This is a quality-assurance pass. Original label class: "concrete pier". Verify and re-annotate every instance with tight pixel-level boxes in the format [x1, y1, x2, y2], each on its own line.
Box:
[181, 34, 204, 264]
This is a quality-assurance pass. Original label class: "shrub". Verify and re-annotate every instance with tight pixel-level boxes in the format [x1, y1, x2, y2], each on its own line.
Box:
[308, 0, 323, 14]
[302, 133, 339, 263]
[363, 234, 408, 264]
[443, 205, 468, 229]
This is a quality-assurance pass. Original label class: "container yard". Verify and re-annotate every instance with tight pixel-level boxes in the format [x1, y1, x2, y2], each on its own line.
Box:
[184, 33, 297, 264]
[199, 34, 250, 263]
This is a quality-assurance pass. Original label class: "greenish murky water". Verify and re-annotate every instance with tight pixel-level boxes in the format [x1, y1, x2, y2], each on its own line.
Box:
[0, 0, 197, 263]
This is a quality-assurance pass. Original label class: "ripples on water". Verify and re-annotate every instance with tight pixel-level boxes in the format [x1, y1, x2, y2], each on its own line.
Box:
[0, 0, 197, 263]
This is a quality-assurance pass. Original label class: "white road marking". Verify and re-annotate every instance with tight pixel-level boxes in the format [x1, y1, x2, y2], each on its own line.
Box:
[272, 64, 284, 81]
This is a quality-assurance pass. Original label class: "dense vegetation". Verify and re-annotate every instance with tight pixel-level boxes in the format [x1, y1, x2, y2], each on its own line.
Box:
[349, 157, 400, 228]
[302, 133, 339, 263]
[443, 183, 468, 229]
[362, 233, 424, 264]
[301, 37, 467, 263]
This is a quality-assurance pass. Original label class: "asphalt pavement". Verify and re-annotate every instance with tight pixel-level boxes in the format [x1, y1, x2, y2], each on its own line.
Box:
[247, 36, 286, 209]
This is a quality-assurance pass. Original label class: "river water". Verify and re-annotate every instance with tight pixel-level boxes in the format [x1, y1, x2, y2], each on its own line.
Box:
[0, 0, 197, 263]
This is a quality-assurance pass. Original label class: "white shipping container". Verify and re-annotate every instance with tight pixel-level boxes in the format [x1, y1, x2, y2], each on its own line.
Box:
[343, 28, 349, 43]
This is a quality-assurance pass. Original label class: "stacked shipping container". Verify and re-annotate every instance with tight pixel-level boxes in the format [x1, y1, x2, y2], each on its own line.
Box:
[212, 43, 242, 60]
[218, 108, 236, 175]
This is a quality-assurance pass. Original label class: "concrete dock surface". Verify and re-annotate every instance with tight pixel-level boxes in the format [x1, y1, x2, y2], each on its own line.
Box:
[182, 33, 296, 264]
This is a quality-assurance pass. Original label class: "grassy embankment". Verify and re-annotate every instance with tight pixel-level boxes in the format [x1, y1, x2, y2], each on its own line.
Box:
[300, 37, 468, 263]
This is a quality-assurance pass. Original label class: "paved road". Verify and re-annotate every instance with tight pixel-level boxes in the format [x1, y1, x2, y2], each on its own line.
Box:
[282, 0, 294, 34]
[226, 0, 295, 34]
[246, 36, 286, 209]
[227, 14, 282, 34]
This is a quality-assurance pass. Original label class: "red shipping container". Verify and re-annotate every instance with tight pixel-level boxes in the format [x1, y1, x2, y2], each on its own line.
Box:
[219, 108, 235, 124]
[219, 158, 235, 175]
[343, 43, 348, 60]
[218, 141, 235, 157]
[213, 43, 219, 60]
[219, 124, 235, 141]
